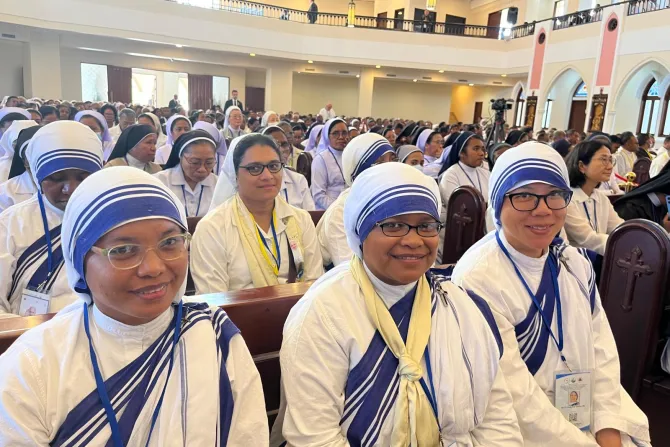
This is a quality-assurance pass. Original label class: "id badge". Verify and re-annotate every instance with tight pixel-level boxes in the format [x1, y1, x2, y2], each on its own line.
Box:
[19, 289, 51, 316]
[554, 370, 592, 431]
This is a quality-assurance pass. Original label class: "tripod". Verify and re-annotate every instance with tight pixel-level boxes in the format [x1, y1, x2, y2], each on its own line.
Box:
[485, 110, 506, 149]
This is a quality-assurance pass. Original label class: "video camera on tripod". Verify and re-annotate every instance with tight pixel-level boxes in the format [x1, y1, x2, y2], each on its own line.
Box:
[490, 98, 514, 117]
[486, 98, 514, 146]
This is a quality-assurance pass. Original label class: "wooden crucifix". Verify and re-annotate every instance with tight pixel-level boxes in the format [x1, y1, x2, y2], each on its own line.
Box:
[615, 246, 653, 312]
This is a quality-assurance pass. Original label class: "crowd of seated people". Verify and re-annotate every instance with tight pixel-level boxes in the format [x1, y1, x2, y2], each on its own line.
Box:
[0, 92, 667, 446]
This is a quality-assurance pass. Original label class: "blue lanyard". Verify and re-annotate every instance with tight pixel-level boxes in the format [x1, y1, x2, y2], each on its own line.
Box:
[424, 349, 439, 421]
[36, 194, 54, 280]
[257, 215, 281, 269]
[328, 148, 345, 183]
[582, 201, 598, 232]
[283, 188, 289, 202]
[181, 185, 205, 218]
[458, 163, 482, 191]
[495, 232, 568, 367]
[83, 301, 184, 447]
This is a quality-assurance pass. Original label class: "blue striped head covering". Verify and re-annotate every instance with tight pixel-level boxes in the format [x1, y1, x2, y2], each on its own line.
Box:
[344, 162, 441, 258]
[26, 121, 103, 188]
[62, 166, 187, 304]
[489, 142, 570, 230]
[342, 133, 395, 186]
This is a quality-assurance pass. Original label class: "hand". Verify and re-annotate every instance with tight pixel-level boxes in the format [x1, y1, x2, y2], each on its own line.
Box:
[595, 428, 622, 447]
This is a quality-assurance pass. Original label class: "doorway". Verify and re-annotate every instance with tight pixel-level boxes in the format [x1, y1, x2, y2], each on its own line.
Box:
[245, 87, 265, 112]
[487, 10, 502, 38]
[568, 101, 587, 131]
[473, 102, 483, 123]
[376, 12, 388, 29]
[414, 8, 436, 32]
[394, 8, 405, 30]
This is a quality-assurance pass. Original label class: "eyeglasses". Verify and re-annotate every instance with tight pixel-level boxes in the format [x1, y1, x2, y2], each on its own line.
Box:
[505, 191, 573, 212]
[238, 161, 284, 176]
[90, 233, 191, 270]
[593, 156, 614, 166]
[184, 156, 216, 169]
[330, 131, 349, 138]
[375, 221, 443, 237]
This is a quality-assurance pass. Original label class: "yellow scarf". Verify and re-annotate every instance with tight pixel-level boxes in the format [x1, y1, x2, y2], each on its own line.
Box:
[233, 195, 304, 287]
[350, 256, 439, 446]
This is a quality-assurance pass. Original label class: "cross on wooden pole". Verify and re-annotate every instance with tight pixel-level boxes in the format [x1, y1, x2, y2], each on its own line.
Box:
[615, 246, 653, 312]
[452, 203, 472, 256]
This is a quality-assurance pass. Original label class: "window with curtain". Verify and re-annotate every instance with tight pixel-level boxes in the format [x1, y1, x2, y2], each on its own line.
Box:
[514, 89, 525, 127]
[638, 79, 660, 134]
[542, 98, 553, 128]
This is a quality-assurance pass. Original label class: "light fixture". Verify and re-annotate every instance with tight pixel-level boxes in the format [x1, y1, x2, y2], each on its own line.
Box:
[501, 74, 507, 77]
[413, 79, 418, 82]
[438, 70, 444, 73]
[426, 0, 436, 12]
[375, 65, 381, 69]
[308, 60, 313, 64]
[347, 0, 356, 28]
[468, 83, 474, 86]
[175, 44, 183, 48]
[356, 74, 360, 78]
[250, 53, 256, 57]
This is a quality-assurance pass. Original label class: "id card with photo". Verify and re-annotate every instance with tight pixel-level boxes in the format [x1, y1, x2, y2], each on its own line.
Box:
[18, 289, 51, 316]
[554, 370, 592, 431]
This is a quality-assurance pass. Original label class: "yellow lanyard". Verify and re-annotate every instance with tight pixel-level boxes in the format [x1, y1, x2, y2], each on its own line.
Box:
[251, 210, 280, 276]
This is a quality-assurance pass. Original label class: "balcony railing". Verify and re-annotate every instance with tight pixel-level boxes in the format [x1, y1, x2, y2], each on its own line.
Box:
[628, 0, 670, 15]
[552, 7, 603, 30]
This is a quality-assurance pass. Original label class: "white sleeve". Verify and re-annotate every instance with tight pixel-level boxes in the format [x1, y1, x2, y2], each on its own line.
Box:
[310, 156, 334, 210]
[470, 369, 524, 446]
[298, 175, 315, 211]
[226, 334, 270, 446]
[298, 212, 324, 281]
[0, 219, 16, 315]
[439, 169, 460, 213]
[280, 301, 350, 446]
[327, 203, 351, 267]
[563, 201, 609, 256]
[605, 201, 624, 234]
[0, 343, 50, 446]
[190, 217, 231, 294]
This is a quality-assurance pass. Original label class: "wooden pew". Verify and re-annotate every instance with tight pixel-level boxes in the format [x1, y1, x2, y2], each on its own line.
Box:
[633, 158, 652, 186]
[441, 185, 486, 264]
[599, 219, 670, 444]
[0, 282, 313, 428]
[308, 210, 325, 227]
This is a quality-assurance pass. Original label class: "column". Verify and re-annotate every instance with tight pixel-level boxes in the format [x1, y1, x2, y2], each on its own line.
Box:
[357, 69, 375, 118]
[23, 29, 62, 99]
[265, 64, 293, 113]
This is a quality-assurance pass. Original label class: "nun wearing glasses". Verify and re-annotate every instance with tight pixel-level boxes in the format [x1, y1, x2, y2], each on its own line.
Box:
[154, 130, 218, 219]
[452, 142, 651, 446]
[192, 133, 322, 293]
[0, 167, 268, 445]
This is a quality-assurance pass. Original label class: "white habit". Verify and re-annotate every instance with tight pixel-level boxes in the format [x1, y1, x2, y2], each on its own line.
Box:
[564, 187, 624, 255]
[154, 166, 217, 218]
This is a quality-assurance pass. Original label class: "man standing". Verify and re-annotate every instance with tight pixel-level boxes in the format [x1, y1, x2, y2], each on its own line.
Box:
[318, 103, 336, 123]
[109, 108, 137, 143]
[308, 0, 318, 24]
[168, 94, 179, 110]
[224, 90, 244, 113]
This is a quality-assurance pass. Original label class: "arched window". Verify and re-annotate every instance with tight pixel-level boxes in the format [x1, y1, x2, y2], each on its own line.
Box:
[573, 81, 588, 99]
[638, 79, 660, 134]
[514, 89, 525, 127]
[542, 97, 553, 128]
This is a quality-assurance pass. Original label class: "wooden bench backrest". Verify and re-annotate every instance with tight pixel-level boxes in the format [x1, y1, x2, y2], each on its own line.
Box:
[442, 185, 486, 264]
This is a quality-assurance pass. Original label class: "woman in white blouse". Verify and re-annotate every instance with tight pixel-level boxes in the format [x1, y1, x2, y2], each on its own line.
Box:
[191, 133, 323, 293]
[563, 140, 624, 256]
[154, 130, 218, 219]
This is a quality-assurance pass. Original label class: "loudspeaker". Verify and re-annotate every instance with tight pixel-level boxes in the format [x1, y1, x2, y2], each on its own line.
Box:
[507, 7, 518, 25]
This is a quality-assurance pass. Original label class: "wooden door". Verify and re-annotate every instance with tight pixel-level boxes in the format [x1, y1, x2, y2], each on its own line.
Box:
[107, 65, 132, 104]
[473, 102, 483, 123]
[394, 8, 405, 30]
[376, 12, 388, 29]
[245, 87, 265, 112]
[568, 100, 587, 131]
[487, 10, 502, 38]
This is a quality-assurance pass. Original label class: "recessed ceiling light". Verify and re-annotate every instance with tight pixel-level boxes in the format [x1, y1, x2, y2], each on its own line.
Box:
[413, 79, 418, 82]
[438, 70, 444, 73]
[175, 44, 183, 48]
[468, 83, 475, 86]
[375, 65, 381, 69]
[308, 60, 313, 64]
[501, 74, 507, 77]
[249, 53, 256, 57]
[356, 74, 360, 78]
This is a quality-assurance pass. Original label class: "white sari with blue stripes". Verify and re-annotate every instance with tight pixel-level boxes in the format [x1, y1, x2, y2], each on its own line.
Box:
[452, 231, 652, 447]
[280, 263, 523, 446]
[0, 301, 269, 446]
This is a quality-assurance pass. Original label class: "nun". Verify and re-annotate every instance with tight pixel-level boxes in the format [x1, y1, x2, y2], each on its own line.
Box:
[280, 162, 523, 446]
[105, 124, 162, 174]
[192, 133, 323, 293]
[0, 107, 31, 139]
[194, 120, 228, 175]
[310, 118, 350, 210]
[316, 133, 396, 267]
[260, 126, 315, 210]
[0, 121, 103, 316]
[302, 123, 324, 154]
[438, 131, 490, 207]
[488, 142, 511, 169]
[261, 111, 280, 128]
[396, 144, 424, 170]
[452, 142, 651, 446]
[0, 166, 268, 445]
[154, 130, 218, 219]
[222, 106, 245, 141]
[155, 114, 191, 164]
[563, 140, 624, 255]
[505, 129, 529, 147]
[0, 119, 38, 182]
[0, 126, 40, 212]
[74, 110, 115, 162]
[138, 111, 168, 148]
[416, 127, 445, 178]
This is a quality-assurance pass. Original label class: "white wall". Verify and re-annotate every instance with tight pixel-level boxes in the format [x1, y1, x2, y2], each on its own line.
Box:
[0, 40, 24, 98]
[291, 73, 359, 116]
[371, 78, 452, 121]
[245, 70, 266, 88]
[546, 69, 583, 130]
[449, 84, 512, 124]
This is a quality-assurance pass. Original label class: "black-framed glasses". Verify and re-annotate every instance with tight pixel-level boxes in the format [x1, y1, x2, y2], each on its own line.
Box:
[90, 233, 192, 270]
[238, 161, 284, 176]
[505, 190, 573, 212]
[375, 221, 443, 237]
